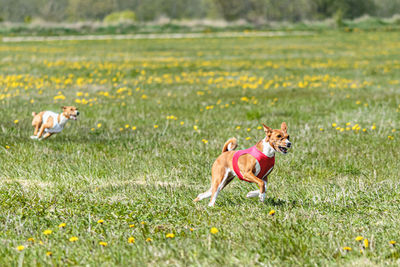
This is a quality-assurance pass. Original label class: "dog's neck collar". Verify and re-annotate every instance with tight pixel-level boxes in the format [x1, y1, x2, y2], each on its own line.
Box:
[262, 138, 276, 158]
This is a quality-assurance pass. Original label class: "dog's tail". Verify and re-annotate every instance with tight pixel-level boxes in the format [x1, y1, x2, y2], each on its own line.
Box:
[32, 112, 37, 116]
[222, 138, 237, 153]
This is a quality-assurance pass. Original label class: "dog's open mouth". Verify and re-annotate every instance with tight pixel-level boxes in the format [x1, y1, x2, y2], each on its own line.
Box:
[278, 146, 289, 154]
[70, 115, 78, 120]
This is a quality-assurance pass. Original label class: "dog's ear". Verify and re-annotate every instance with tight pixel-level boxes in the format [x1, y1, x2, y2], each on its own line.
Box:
[262, 124, 272, 136]
[281, 122, 288, 133]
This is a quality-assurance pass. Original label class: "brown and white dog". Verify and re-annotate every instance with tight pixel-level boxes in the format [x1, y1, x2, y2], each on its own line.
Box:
[194, 122, 291, 207]
[30, 106, 79, 140]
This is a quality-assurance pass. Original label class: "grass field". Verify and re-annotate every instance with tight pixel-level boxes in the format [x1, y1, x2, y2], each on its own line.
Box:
[1, 31, 400, 266]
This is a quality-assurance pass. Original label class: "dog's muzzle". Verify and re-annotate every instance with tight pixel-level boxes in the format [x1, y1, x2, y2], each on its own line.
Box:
[70, 111, 79, 120]
[278, 141, 291, 154]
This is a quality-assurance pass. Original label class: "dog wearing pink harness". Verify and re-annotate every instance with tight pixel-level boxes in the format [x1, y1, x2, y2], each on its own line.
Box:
[194, 122, 291, 207]
[232, 145, 275, 182]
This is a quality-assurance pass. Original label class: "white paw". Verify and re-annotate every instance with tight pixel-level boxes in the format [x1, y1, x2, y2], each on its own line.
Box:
[208, 202, 215, 207]
[259, 193, 266, 202]
[30, 135, 38, 139]
[246, 190, 259, 198]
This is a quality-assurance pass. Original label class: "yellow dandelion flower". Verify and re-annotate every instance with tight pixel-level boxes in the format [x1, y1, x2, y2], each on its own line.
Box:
[140, 221, 146, 225]
[236, 126, 241, 130]
[27, 237, 35, 242]
[389, 240, 396, 246]
[43, 229, 52, 235]
[141, 94, 148, 99]
[166, 233, 175, 238]
[190, 228, 194, 232]
[362, 128, 366, 132]
[128, 237, 135, 244]
[340, 128, 344, 132]
[319, 128, 324, 131]
[257, 126, 262, 130]
[99, 241, 108, 246]
[69, 236, 78, 242]
[58, 223, 66, 228]
[14, 120, 19, 124]
[371, 125, 376, 130]
[180, 121, 184, 125]
[97, 123, 102, 128]
[246, 137, 251, 140]
[146, 238, 152, 242]
[247, 128, 251, 132]
[5, 145, 10, 149]
[346, 122, 351, 126]
[345, 127, 350, 131]
[119, 128, 123, 131]
[355, 101, 361, 105]
[269, 210, 276, 216]
[210, 227, 219, 234]
[16, 245, 25, 251]
[193, 125, 198, 131]
[202, 139, 208, 144]
[30, 99, 34, 104]
[97, 219, 104, 224]
[129, 224, 135, 228]
[343, 246, 352, 251]
[131, 126, 137, 131]
[154, 125, 158, 129]
[392, 129, 396, 133]
[332, 123, 337, 127]
[46, 251, 52, 256]
[355, 236, 363, 241]
[91, 128, 95, 131]
[125, 124, 129, 128]
[364, 239, 369, 248]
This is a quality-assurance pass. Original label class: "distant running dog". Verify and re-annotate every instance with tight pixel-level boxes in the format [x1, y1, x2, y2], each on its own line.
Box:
[30, 106, 79, 140]
[194, 122, 291, 206]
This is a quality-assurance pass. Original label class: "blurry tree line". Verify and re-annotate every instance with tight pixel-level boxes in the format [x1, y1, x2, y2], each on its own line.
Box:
[1, 0, 399, 22]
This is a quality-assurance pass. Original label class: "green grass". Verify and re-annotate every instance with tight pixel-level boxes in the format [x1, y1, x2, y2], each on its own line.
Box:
[0, 31, 400, 266]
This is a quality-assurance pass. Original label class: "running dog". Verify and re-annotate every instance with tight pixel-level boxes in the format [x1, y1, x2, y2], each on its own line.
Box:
[194, 122, 291, 206]
[31, 106, 79, 140]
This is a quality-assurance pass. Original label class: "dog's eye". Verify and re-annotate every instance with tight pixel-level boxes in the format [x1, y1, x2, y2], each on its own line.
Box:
[277, 135, 281, 138]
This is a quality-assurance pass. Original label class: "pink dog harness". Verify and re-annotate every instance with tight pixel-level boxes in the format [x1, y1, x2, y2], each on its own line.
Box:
[232, 145, 275, 182]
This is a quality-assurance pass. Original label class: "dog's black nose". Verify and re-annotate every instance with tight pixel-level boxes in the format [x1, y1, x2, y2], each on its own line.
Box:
[287, 142, 291, 148]
[77, 111, 80, 115]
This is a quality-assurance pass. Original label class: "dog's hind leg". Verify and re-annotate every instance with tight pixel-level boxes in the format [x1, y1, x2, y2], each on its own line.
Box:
[194, 188, 212, 202]
[208, 168, 230, 207]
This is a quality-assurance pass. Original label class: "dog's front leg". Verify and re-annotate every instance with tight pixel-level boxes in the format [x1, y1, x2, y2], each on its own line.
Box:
[242, 172, 266, 202]
[246, 179, 267, 198]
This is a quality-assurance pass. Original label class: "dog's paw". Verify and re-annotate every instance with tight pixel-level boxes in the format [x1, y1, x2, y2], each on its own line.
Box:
[30, 135, 38, 140]
[246, 190, 259, 198]
[259, 193, 266, 202]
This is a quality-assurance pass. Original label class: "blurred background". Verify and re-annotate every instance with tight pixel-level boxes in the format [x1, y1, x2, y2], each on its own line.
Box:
[1, 0, 400, 32]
